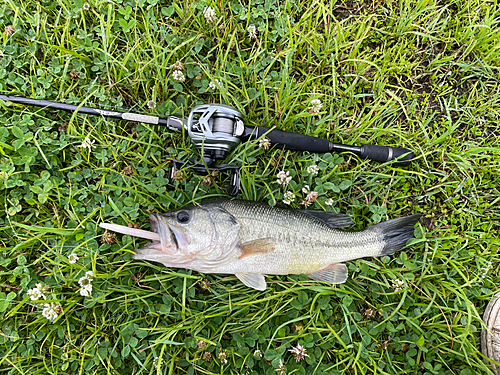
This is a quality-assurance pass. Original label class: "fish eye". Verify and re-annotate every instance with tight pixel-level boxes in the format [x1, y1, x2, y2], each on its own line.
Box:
[176, 210, 190, 223]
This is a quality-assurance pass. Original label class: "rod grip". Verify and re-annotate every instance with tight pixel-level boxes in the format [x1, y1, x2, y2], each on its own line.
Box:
[253, 126, 331, 153]
[360, 144, 414, 165]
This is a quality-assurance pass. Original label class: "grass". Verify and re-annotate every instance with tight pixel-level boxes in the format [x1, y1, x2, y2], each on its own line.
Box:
[0, 0, 499, 374]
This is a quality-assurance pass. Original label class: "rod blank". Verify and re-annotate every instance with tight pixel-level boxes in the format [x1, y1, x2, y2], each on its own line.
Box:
[0, 95, 162, 125]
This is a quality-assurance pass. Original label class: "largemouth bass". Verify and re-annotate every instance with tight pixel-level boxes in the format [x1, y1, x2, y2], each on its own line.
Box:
[102, 199, 420, 290]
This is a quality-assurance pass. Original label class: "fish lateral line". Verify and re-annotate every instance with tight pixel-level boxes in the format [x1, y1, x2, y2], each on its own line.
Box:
[99, 223, 160, 241]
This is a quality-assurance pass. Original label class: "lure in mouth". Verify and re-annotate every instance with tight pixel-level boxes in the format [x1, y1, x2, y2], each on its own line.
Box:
[99, 214, 163, 252]
[99, 214, 184, 256]
[98, 222, 160, 242]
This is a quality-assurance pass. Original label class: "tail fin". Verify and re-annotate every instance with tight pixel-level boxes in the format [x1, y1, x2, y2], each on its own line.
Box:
[369, 214, 421, 257]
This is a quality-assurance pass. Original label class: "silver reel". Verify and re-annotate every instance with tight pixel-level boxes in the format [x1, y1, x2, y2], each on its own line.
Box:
[186, 104, 245, 165]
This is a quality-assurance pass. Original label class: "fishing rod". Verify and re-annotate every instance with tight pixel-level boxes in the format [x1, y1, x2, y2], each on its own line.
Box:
[0, 95, 415, 195]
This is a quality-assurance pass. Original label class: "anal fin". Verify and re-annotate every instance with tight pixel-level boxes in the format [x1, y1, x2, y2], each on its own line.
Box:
[239, 238, 275, 258]
[235, 273, 267, 291]
[307, 263, 348, 285]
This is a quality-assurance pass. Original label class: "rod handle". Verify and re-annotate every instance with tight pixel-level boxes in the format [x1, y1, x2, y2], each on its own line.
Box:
[360, 144, 415, 165]
[249, 126, 331, 153]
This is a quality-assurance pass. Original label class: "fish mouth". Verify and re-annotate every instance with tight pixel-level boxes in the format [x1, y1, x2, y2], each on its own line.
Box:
[167, 223, 189, 252]
[133, 214, 177, 256]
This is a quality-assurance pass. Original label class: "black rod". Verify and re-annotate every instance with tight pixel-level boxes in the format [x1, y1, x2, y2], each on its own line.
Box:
[1, 94, 414, 165]
[0, 94, 168, 127]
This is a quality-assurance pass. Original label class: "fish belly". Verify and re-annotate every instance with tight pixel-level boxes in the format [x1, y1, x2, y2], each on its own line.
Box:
[217, 231, 383, 276]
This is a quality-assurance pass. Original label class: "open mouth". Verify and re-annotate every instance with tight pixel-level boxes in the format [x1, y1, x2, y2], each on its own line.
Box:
[137, 214, 173, 253]
[168, 223, 189, 251]
[133, 214, 163, 252]
[99, 214, 183, 256]
[131, 214, 173, 255]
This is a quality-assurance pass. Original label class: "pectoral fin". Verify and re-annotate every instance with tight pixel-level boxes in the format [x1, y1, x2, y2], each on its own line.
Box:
[308, 263, 348, 284]
[235, 273, 267, 291]
[239, 238, 276, 258]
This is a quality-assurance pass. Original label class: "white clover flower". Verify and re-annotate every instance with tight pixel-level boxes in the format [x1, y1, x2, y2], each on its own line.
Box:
[276, 359, 286, 375]
[172, 60, 184, 71]
[218, 349, 228, 364]
[302, 185, 310, 194]
[78, 276, 92, 288]
[42, 303, 61, 322]
[308, 99, 322, 114]
[27, 287, 43, 301]
[79, 271, 93, 296]
[307, 164, 319, 175]
[80, 284, 92, 297]
[4, 26, 15, 37]
[289, 344, 309, 361]
[283, 191, 295, 205]
[78, 276, 91, 287]
[27, 283, 47, 301]
[305, 191, 318, 204]
[301, 191, 318, 208]
[203, 6, 216, 23]
[79, 137, 95, 150]
[197, 340, 206, 349]
[276, 170, 292, 185]
[172, 70, 185, 82]
[259, 138, 270, 150]
[480, 261, 492, 275]
[247, 25, 257, 39]
[253, 349, 262, 358]
[392, 278, 405, 292]
[325, 198, 334, 206]
[209, 79, 220, 90]
[68, 253, 79, 264]
[153, 356, 164, 369]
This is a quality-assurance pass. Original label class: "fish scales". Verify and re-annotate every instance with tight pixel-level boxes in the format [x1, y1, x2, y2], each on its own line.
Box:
[126, 199, 420, 290]
[213, 200, 382, 275]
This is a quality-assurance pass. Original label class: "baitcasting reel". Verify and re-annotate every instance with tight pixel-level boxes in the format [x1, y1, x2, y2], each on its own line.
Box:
[166, 104, 245, 196]
[0, 95, 416, 196]
[169, 103, 246, 166]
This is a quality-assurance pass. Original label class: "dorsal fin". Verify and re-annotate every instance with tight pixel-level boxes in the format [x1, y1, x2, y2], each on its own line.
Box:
[298, 210, 353, 228]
